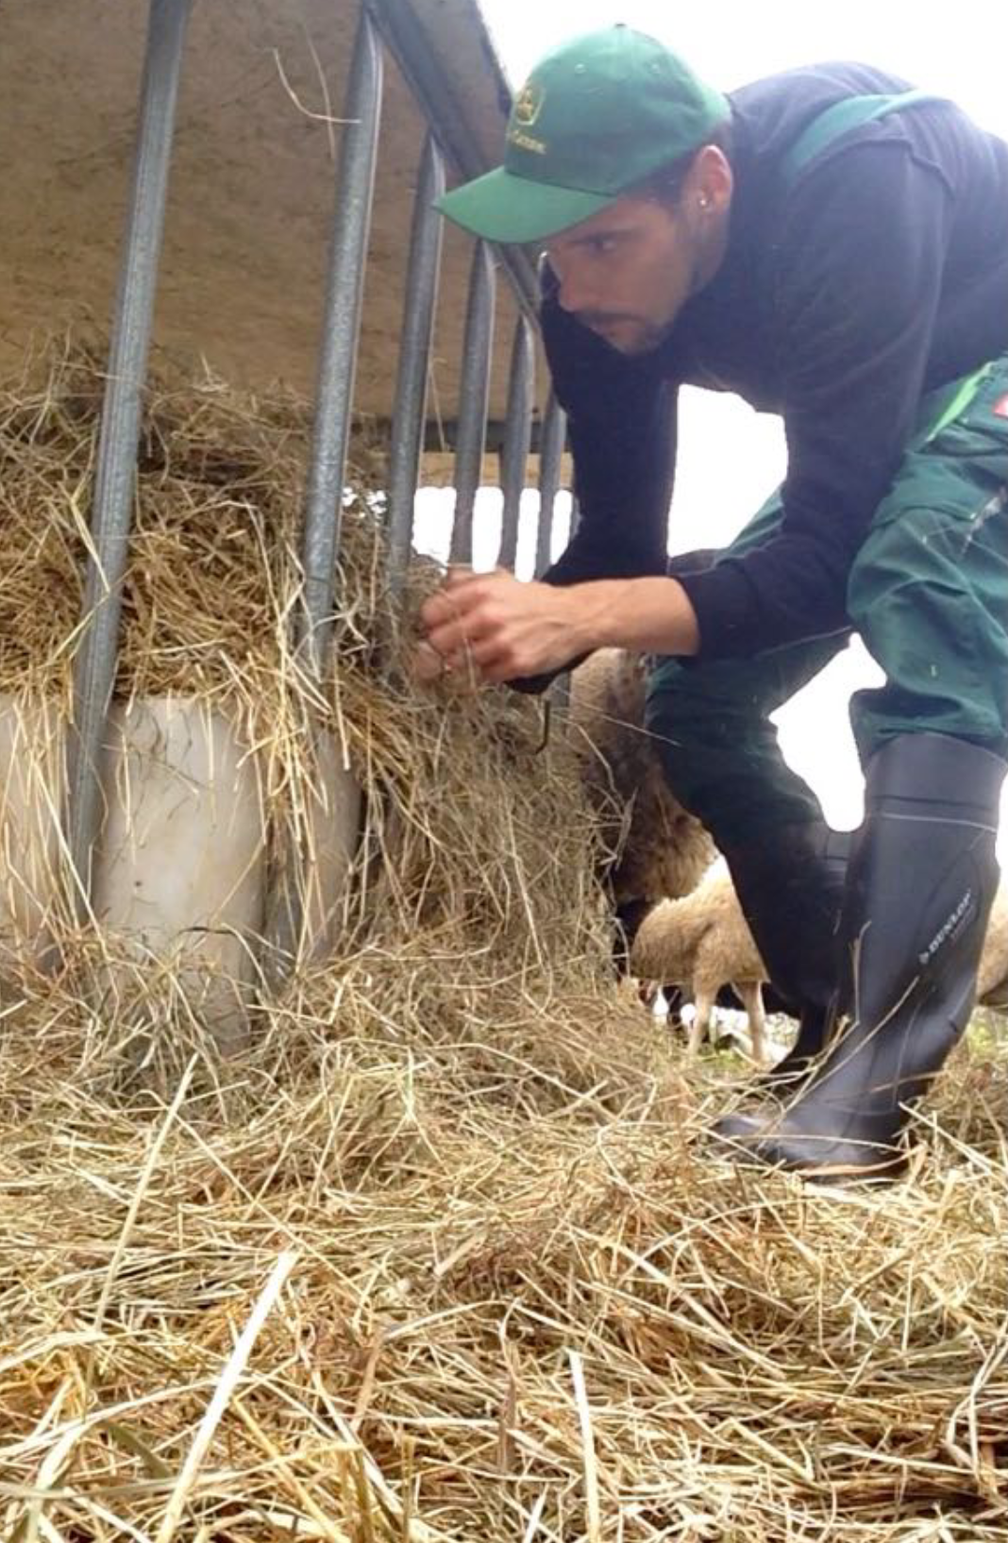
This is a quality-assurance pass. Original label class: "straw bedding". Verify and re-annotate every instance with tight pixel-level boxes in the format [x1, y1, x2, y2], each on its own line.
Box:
[1, 340, 1007, 1542]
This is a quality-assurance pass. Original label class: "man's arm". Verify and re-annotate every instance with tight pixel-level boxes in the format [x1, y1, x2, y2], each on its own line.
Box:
[417, 568, 699, 687]
[417, 291, 726, 686]
[487, 275, 681, 691]
[535, 273, 678, 585]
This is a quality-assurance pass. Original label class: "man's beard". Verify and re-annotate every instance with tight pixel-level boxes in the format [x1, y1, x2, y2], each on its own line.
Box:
[577, 311, 671, 356]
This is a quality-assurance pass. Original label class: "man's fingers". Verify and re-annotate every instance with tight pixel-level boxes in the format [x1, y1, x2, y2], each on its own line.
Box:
[419, 578, 485, 636]
[419, 590, 458, 630]
[422, 619, 462, 662]
[443, 564, 484, 590]
[417, 569, 527, 682]
[424, 601, 502, 661]
[412, 639, 446, 683]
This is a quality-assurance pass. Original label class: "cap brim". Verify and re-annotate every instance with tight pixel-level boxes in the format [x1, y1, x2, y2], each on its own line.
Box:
[436, 166, 614, 244]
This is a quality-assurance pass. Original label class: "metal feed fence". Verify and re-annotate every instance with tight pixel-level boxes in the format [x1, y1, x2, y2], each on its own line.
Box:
[42, 0, 570, 931]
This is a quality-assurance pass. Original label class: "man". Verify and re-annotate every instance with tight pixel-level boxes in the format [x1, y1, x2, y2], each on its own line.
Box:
[421, 25, 1008, 1179]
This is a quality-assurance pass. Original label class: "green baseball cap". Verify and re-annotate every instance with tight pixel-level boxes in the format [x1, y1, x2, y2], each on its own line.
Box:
[437, 25, 731, 244]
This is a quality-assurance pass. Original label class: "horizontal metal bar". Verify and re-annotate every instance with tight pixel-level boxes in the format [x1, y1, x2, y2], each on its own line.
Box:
[371, 413, 571, 458]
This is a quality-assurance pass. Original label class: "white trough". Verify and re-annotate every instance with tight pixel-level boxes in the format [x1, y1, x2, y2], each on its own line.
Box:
[0, 694, 361, 1049]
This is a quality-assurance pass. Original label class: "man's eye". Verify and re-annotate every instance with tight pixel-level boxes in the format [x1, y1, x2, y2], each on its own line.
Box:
[590, 237, 617, 255]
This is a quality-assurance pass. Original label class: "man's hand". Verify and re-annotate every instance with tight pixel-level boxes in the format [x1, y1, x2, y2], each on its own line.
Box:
[416, 567, 591, 685]
[412, 568, 701, 688]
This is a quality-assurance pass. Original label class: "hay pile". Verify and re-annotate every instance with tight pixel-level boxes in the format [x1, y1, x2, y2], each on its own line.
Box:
[1, 342, 1008, 1542]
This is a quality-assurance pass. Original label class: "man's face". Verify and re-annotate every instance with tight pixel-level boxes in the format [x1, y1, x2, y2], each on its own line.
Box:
[543, 194, 700, 356]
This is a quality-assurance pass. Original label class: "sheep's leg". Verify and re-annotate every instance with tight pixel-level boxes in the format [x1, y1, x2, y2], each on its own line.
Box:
[687, 986, 715, 1057]
[636, 978, 659, 1011]
[738, 981, 769, 1065]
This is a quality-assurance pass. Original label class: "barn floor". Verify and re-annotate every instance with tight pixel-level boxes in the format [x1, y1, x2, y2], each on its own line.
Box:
[2, 912, 1007, 1543]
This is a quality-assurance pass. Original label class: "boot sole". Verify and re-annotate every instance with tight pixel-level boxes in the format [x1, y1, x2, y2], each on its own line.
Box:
[707, 1124, 910, 1184]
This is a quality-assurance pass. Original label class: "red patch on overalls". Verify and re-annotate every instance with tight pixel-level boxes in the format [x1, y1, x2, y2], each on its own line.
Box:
[995, 394, 1008, 418]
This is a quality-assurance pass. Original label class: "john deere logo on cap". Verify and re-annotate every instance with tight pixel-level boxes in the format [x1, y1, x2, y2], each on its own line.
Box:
[507, 80, 548, 155]
[514, 82, 544, 128]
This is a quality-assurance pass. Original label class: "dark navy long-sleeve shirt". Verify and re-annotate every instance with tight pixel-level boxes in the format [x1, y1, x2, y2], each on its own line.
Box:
[539, 62, 1008, 661]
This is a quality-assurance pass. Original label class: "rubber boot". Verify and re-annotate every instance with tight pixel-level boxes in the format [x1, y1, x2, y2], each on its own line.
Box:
[714, 733, 1005, 1180]
[721, 822, 852, 1088]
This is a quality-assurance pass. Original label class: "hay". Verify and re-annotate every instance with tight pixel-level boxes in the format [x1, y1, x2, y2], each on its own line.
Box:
[1, 340, 1008, 1541]
[0, 332, 388, 707]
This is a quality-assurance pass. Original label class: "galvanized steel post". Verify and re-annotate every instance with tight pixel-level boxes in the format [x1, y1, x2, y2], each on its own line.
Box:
[387, 133, 446, 591]
[65, 0, 192, 913]
[449, 242, 496, 567]
[497, 317, 534, 572]
[297, 8, 383, 677]
[534, 392, 566, 579]
[268, 8, 383, 974]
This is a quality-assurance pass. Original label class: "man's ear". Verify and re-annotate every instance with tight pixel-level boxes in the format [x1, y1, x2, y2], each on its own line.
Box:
[688, 143, 733, 213]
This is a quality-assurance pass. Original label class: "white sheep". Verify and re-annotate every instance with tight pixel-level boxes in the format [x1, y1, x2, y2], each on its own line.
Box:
[629, 864, 769, 1063]
[631, 861, 1008, 1066]
[566, 649, 715, 939]
[976, 879, 1008, 1009]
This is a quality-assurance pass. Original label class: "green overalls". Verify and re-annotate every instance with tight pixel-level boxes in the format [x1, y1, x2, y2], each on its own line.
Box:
[645, 91, 1008, 848]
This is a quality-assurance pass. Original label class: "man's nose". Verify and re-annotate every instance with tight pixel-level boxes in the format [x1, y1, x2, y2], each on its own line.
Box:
[556, 267, 588, 314]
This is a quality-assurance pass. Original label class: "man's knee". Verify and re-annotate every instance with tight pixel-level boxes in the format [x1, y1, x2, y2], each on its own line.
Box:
[848, 514, 1008, 752]
[644, 661, 716, 797]
[644, 655, 827, 841]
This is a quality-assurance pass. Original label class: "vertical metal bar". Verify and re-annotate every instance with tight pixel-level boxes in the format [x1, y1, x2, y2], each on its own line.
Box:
[268, 10, 383, 976]
[386, 134, 446, 590]
[550, 413, 575, 717]
[497, 317, 534, 573]
[65, 0, 192, 911]
[449, 242, 496, 567]
[297, 9, 383, 676]
[534, 392, 566, 579]
[550, 672, 572, 713]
